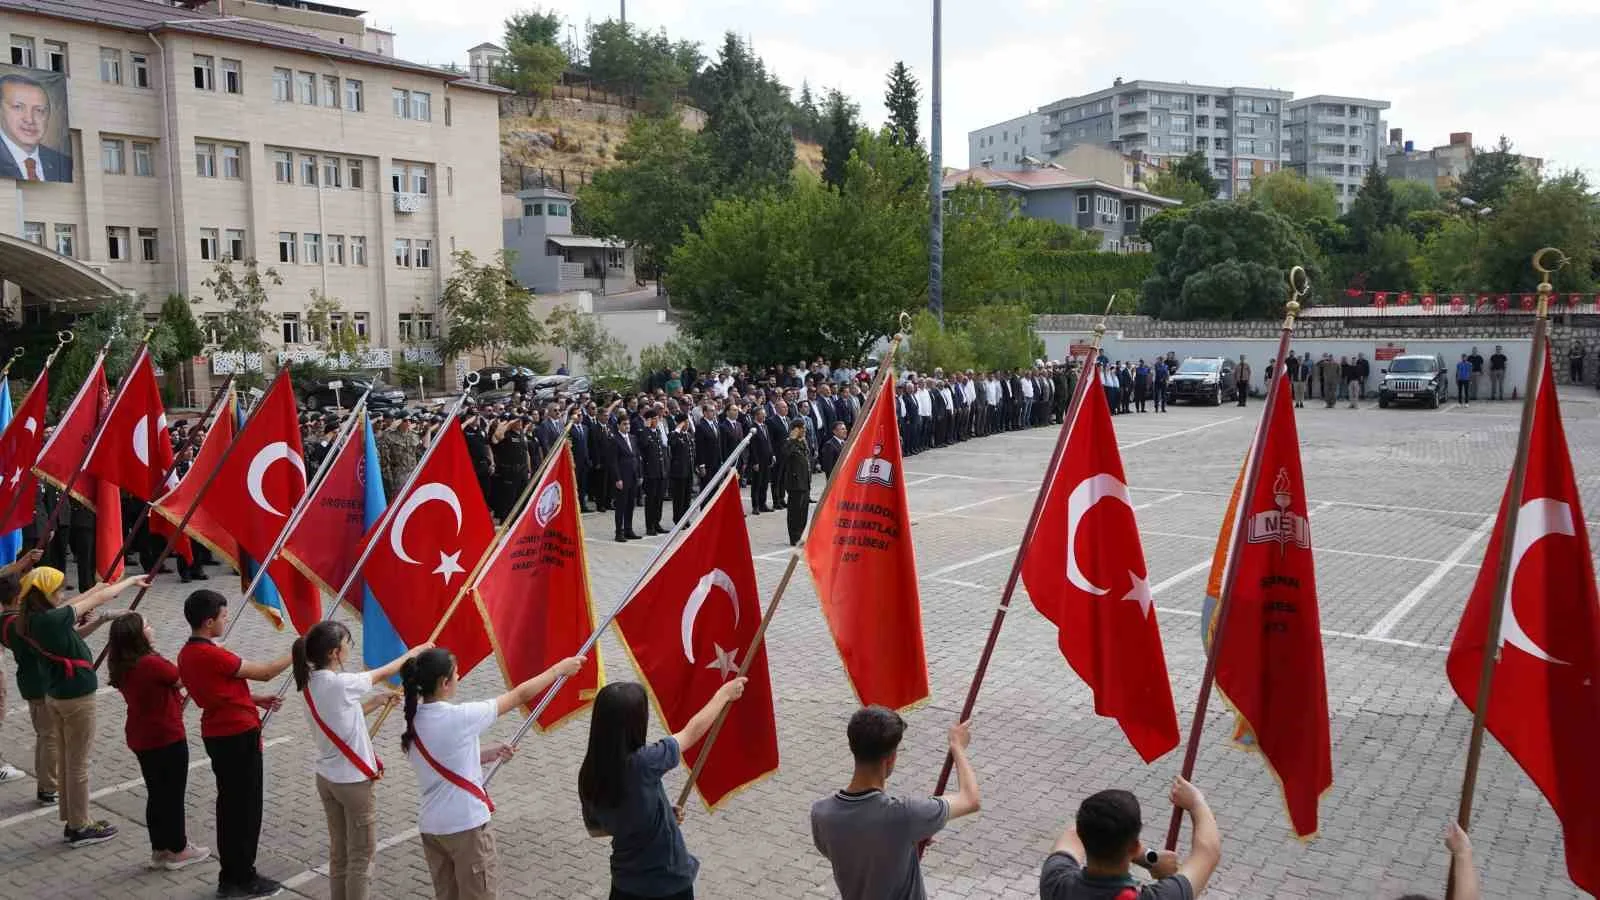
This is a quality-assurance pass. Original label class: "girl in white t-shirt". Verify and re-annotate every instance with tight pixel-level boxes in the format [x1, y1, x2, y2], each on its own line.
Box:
[292, 621, 431, 900]
[399, 647, 584, 900]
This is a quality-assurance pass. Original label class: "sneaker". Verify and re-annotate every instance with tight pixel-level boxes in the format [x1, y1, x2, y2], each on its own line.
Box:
[0, 763, 25, 783]
[148, 851, 169, 870]
[162, 843, 211, 871]
[217, 876, 283, 898]
[37, 791, 57, 806]
[66, 820, 118, 847]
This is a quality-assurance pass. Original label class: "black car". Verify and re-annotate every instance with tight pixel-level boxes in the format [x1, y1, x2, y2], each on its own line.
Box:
[533, 374, 592, 401]
[1378, 355, 1449, 409]
[1167, 357, 1236, 406]
[298, 374, 406, 411]
[472, 365, 536, 396]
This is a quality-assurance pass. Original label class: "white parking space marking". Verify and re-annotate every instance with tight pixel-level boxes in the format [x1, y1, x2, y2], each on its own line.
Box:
[1157, 607, 1449, 652]
[1150, 559, 1213, 597]
[1117, 417, 1241, 449]
[282, 826, 422, 889]
[1365, 515, 1495, 639]
[915, 491, 1036, 523]
[919, 493, 1187, 580]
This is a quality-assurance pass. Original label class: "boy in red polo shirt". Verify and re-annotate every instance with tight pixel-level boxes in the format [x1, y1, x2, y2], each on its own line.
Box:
[176, 590, 292, 899]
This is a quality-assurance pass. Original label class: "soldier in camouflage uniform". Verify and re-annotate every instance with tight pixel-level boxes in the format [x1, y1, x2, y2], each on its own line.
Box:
[375, 413, 421, 498]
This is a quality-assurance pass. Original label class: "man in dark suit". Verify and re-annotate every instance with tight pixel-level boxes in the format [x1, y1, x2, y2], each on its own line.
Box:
[566, 407, 592, 512]
[694, 404, 722, 493]
[767, 400, 791, 510]
[536, 403, 562, 456]
[747, 407, 774, 514]
[0, 74, 72, 182]
[638, 408, 668, 535]
[585, 403, 611, 513]
[819, 421, 848, 477]
[605, 417, 641, 541]
[667, 413, 695, 524]
[717, 402, 745, 478]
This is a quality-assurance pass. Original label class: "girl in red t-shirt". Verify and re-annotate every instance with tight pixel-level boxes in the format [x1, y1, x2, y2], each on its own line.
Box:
[106, 613, 210, 871]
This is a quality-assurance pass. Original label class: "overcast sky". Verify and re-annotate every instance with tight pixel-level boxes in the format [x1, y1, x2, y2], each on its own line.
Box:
[374, 0, 1600, 176]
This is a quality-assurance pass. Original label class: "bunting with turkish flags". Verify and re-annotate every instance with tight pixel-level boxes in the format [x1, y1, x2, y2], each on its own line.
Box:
[804, 370, 929, 711]
[84, 348, 172, 501]
[1020, 366, 1179, 763]
[615, 472, 778, 808]
[358, 418, 495, 676]
[1446, 350, 1600, 896]
[473, 445, 602, 731]
[33, 353, 122, 582]
[0, 372, 48, 535]
[1208, 371, 1331, 839]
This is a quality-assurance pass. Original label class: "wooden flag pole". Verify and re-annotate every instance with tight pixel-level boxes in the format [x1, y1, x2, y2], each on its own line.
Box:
[1442, 248, 1563, 900]
[672, 325, 909, 817]
[928, 297, 1117, 807]
[480, 428, 757, 790]
[0, 330, 73, 531]
[1164, 269, 1307, 851]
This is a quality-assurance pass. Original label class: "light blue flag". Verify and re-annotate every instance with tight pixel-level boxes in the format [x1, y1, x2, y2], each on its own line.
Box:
[0, 379, 19, 565]
[359, 414, 404, 673]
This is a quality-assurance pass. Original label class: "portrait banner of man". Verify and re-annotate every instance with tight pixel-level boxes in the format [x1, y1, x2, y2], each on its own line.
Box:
[0, 64, 72, 183]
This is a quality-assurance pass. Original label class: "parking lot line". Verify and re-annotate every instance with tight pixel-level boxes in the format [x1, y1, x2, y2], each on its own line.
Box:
[1150, 559, 1213, 597]
[914, 491, 1037, 523]
[1118, 417, 1242, 449]
[1145, 607, 1450, 652]
[1365, 515, 1495, 639]
[282, 826, 421, 890]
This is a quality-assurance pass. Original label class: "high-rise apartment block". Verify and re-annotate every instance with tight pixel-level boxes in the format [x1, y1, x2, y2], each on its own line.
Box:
[1285, 96, 1389, 212]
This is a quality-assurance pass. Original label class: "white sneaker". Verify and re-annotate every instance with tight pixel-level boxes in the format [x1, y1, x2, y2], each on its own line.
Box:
[162, 843, 211, 870]
[0, 764, 25, 783]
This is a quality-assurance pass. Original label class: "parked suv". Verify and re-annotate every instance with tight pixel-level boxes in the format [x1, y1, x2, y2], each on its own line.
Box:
[1167, 356, 1236, 406]
[1377, 355, 1449, 409]
[298, 374, 406, 411]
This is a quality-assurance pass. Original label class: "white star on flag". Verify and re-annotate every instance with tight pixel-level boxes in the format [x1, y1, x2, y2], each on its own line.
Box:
[1123, 571, 1154, 618]
[8, 468, 20, 488]
[705, 643, 740, 680]
[433, 549, 465, 584]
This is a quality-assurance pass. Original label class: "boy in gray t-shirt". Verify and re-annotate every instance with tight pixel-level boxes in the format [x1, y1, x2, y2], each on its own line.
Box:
[1040, 777, 1220, 900]
[810, 707, 982, 900]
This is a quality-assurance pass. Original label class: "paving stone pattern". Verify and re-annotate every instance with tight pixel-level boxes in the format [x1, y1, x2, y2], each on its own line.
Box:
[1, 388, 1596, 899]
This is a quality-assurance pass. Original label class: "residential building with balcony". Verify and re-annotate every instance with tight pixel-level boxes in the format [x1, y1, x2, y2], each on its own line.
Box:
[1285, 95, 1390, 213]
[941, 163, 1181, 252]
[0, 0, 504, 386]
[968, 112, 1045, 171]
[503, 186, 633, 295]
[1382, 130, 1543, 195]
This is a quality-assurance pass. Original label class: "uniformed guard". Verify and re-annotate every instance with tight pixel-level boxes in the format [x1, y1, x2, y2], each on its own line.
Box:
[638, 408, 668, 535]
[667, 412, 696, 525]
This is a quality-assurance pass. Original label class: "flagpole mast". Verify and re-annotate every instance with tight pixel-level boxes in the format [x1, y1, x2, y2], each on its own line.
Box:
[928, 297, 1117, 806]
[1164, 268, 1308, 851]
[482, 428, 756, 789]
[1442, 248, 1563, 900]
[0, 330, 73, 530]
[671, 321, 912, 815]
[0, 346, 23, 378]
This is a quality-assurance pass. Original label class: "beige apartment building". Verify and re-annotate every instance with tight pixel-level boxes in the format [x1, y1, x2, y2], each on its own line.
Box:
[0, 0, 503, 368]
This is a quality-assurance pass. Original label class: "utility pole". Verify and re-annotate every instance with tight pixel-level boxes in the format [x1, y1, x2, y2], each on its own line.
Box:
[620, 1, 626, 25]
[928, 0, 944, 325]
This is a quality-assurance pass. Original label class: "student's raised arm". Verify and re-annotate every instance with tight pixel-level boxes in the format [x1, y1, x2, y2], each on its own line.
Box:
[1172, 777, 1221, 896]
[670, 677, 746, 751]
[937, 720, 981, 820]
[494, 656, 585, 716]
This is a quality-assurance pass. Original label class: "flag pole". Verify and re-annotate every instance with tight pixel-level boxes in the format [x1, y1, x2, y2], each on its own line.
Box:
[927, 297, 1117, 808]
[672, 321, 912, 816]
[0, 330, 73, 530]
[1164, 268, 1308, 851]
[0, 346, 24, 379]
[481, 427, 756, 789]
[1442, 248, 1563, 900]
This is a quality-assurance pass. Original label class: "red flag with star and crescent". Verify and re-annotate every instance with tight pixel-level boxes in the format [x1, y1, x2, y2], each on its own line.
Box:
[1020, 365, 1179, 763]
[614, 472, 778, 809]
[193, 372, 321, 632]
[0, 372, 48, 533]
[83, 347, 172, 501]
[804, 370, 929, 711]
[1209, 371, 1331, 839]
[33, 353, 122, 581]
[358, 417, 495, 676]
[1447, 350, 1600, 896]
[281, 411, 371, 603]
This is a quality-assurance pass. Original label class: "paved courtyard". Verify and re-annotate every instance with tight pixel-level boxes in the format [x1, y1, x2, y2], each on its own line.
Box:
[2, 384, 1598, 899]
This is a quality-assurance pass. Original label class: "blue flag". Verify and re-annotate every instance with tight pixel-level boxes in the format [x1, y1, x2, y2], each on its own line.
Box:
[358, 414, 403, 672]
[0, 379, 19, 565]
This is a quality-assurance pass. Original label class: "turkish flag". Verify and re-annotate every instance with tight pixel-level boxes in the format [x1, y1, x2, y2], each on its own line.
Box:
[33, 354, 122, 581]
[615, 473, 778, 808]
[473, 446, 603, 731]
[358, 418, 495, 675]
[804, 371, 929, 711]
[1447, 351, 1600, 896]
[1021, 367, 1179, 763]
[0, 374, 48, 533]
[155, 393, 239, 565]
[1210, 373, 1331, 839]
[84, 348, 173, 501]
[282, 412, 370, 600]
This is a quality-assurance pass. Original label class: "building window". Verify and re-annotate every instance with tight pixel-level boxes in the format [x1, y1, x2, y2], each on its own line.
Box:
[131, 141, 153, 177]
[278, 231, 296, 263]
[523, 202, 538, 217]
[221, 144, 241, 179]
[1262, 161, 1274, 174]
[344, 78, 364, 112]
[398, 312, 435, 341]
[322, 156, 342, 188]
[393, 238, 412, 267]
[44, 40, 66, 74]
[99, 47, 122, 84]
[199, 228, 219, 261]
[273, 67, 292, 102]
[302, 232, 321, 264]
[1124, 203, 1136, 220]
[350, 235, 367, 266]
[195, 142, 216, 177]
[550, 203, 569, 216]
[221, 58, 241, 94]
[411, 91, 431, 121]
[107, 226, 131, 261]
[444, 97, 451, 126]
[352, 312, 369, 338]
[53, 224, 75, 257]
[347, 159, 363, 190]
[22, 221, 43, 245]
[390, 165, 403, 193]
[327, 234, 345, 265]
[192, 54, 214, 91]
[414, 239, 432, 268]
[1077, 195, 1088, 213]
[225, 228, 245, 260]
[138, 227, 158, 262]
[392, 88, 408, 117]
[320, 74, 338, 107]
[10, 36, 35, 68]
[410, 167, 429, 195]
[268, 151, 290, 183]
[446, 166, 453, 196]
[281, 313, 301, 345]
[297, 71, 316, 104]
[101, 139, 126, 174]
[300, 154, 317, 185]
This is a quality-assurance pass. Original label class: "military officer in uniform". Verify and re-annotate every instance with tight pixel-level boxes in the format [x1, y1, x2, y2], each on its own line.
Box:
[489, 416, 532, 521]
[781, 420, 812, 546]
[638, 408, 668, 535]
[667, 412, 696, 525]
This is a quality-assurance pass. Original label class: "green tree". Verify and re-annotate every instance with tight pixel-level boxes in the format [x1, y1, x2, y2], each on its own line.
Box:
[821, 88, 860, 190]
[1454, 135, 1523, 208]
[436, 250, 543, 366]
[1148, 169, 1212, 207]
[544, 303, 626, 371]
[1417, 217, 1483, 292]
[884, 61, 920, 148]
[1344, 168, 1398, 251]
[195, 258, 279, 387]
[304, 291, 363, 358]
[1167, 151, 1220, 199]
[1247, 169, 1337, 224]
[962, 303, 1043, 371]
[53, 295, 173, 412]
[792, 81, 822, 142]
[579, 115, 711, 278]
[155, 293, 205, 405]
[494, 40, 567, 95]
[1353, 225, 1422, 293]
[1139, 201, 1319, 319]
[585, 20, 689, 113]
[1476, 171, 1597, 294]
[902, 308, 974, 374]
[505, 8, 561, 46]
[699, 33, 794, 193]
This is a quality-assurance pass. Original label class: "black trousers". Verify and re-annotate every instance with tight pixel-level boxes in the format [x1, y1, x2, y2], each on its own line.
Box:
[589, 467, 612, 511]
[611, 886, 692, 900]
[786, 491, 809, 544]
[770, 458, 786, 509]
[669, 478, 691, 524]
[68, 525, 94, 590]
[1236, 385, 1248, 407]
[643, 479, 666, 532]
[748, 470, 769, 511]
[136, 739, 189, 854]
[491, 474, 528, 520]
[203, 729, 264, 888]
[614, 484, 638, 536]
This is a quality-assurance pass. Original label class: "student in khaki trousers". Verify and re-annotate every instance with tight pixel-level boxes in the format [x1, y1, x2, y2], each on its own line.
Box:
[294, 621, 433, 900]
[0, 555, 60, 805]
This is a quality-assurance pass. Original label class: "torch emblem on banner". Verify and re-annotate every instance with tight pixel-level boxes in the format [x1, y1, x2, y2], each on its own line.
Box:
[1246, 468, 1310, 556]
[855, 443, 895, 487]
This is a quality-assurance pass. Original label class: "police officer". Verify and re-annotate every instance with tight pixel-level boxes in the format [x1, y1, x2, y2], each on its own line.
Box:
[667, 412, 695, 525]
[782, 419, 811, 546]
[638, 408, 668, 535]
[490, 416, 531, 521]
[462, 411, 495, 505]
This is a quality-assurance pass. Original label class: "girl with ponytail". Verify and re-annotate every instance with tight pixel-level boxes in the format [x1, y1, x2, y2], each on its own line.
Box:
[400, 646, 585, 900]
[294, 620, 431, 900]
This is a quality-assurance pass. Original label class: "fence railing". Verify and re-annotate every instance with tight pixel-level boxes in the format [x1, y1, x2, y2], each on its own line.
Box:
[502, 164, 595, 193]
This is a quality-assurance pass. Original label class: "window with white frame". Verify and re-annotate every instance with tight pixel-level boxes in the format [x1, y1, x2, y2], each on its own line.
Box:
[281, 312, 301, 345]
[390, 165, 403, 193]
[352, 312, 369, 339]
[221, 144, 241, 179]
[273, 150, 293, 183]
[131, 141, 153, 176]
[320, 74, 338, 107]
[347, 159, 363, 190]
[410, 167, 429, 195]
[278, 231, 297, 263]
[350, 235, 367, 266]
[199, 227, 219, 261]
[129, 53, 151, 88]
[226, 228, 245, 261]
[99, 47, 121, 84]
[138, 227, 158, 262]
[1077, 195, 1088, 213]
[221, 58, 241, 94]
[101, 139, 126, 174]
[107, 226, 131, 261]
[192, 54, 214, 91]
[392, 88, 408, 117]
[393, 238, 412, 267]
[327, 234, 345, 265]
[414, 239, 432, 268]
[322, 156, 342, 188]
[344, 78, 363, 112]
[54, 224, 75, 257]
[297, 71, 315, 104]
[273, 67, 292, 102]
[10, 36, 35, 68]
[398, 312, 435, 340]
[411, 91, 431, 121]
[300, 154, 317, 185]
[195, 142, 216, 177]
[302, 232, 321, 264]
[45, 41, 67, 74]
[22, 221, 43, 245]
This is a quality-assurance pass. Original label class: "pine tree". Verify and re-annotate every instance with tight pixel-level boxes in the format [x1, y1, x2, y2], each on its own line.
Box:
[795, 80, 821, 142]
[821, 88, 859, 190]
[884, 61, 920, 148]
[701, 32, 794, 192]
